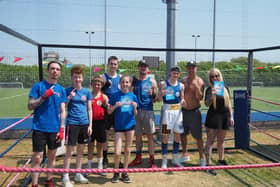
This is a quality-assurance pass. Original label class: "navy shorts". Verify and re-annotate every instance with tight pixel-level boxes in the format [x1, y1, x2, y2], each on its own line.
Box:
[32, 130, 61, 152]
[65, 125, 89, 146]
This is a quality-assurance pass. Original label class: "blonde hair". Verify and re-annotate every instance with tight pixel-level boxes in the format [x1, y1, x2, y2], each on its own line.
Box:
[208, 68, 232, 110]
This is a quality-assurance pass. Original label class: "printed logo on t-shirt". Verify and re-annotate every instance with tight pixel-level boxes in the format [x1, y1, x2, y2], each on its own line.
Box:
[81, 95, 87, 101]
[120, 95, 133, 112]
[165, 86, 175, 100]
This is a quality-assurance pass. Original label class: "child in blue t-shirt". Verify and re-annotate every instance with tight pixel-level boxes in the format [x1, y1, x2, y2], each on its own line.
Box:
[108, 75, 138, 183]
[62, 66, 93, 186]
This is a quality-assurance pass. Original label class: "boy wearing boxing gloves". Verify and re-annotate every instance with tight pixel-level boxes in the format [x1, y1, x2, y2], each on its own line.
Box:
[28, 61, 67, 187]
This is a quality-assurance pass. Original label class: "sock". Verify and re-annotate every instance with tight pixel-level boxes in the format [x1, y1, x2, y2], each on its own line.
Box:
[172, 141, 179, 154]
[162, 143, 168, 155]
[87, 160, 93, 168]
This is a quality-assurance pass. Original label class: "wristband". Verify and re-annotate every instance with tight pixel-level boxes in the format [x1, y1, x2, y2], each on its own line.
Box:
[57, 127, 64, 141]
[42, 88, 55, 100]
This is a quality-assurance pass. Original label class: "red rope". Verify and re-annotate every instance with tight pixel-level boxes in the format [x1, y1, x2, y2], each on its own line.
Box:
[0, 113, 33, 134]
[249, 96, 280, 106]
[0, 163, 280, 173]
[249, 124, 280, 141]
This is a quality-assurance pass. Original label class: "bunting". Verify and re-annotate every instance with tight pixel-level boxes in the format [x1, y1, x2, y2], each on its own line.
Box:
[0, 57, 4, 62]
[118, 69, 127, 73]
[13, 57, 23, 63]
[93, 67, 103, 73]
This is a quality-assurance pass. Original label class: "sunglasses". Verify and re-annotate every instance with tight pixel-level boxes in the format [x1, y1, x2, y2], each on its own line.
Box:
[210, 74, 220, 79]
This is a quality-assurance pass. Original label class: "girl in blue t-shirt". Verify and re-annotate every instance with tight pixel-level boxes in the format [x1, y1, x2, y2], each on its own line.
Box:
[108, 75, 138, 183]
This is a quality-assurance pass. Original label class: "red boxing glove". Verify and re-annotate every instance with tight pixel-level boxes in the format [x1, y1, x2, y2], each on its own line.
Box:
[56, 127, 64, 141]
[42, 87, 55, 100]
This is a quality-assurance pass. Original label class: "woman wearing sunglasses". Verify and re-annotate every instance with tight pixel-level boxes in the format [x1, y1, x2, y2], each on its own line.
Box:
[204, 68, 234, 175]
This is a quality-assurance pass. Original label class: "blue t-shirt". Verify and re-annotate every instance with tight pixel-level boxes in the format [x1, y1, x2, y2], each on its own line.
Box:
[109, 91, 138, 131]
[103, 73, 121, 99]
[66, 87, 93, 125]
[29, 80, 67, 133]
[163, 80, 181, 104]
[133, 77, 153, 110]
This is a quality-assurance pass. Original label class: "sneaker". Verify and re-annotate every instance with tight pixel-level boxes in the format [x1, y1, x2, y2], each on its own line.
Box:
[128, 155, 142, 167]
[103, 157, 109, 169]
[62, 178, 74, 187]
[111, 173, 120, 183]
[217, 160, 228, 165]
[97, 164, 107, 176]
[121, 172, 131, 183]
[199, 159, 206, 167]
[45, 178, 54, 187]
[179, 153, 191, 163]
[74, 173, 88, 184]
[206, 169, 217, 176]
[150, 163, 158, 168]
[172, 154, 184, 167]
[161, 156, 168, 168]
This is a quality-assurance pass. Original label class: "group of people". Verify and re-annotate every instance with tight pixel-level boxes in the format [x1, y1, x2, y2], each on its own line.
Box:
[28, 56, 234, 187]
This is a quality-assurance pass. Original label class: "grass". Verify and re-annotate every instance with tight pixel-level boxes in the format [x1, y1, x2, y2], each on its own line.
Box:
[0, 87, 279, 118]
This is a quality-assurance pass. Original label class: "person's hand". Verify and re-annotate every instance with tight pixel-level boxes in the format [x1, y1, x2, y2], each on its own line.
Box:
[88, 126, 92, 136]
[115, 101, 122, 108]
[181, 99, 187, 108]
[68, 88, 76, 100]
[211, 87, 217, 95]
[230, 116, 235, 126]
[56, 127, 64, 142]
[42, 86, 55, 100]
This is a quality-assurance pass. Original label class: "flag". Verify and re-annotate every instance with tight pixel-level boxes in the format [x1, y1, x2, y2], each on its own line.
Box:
[66, 64, 74, 69]
[118, 69, 127, 73]
[272, 65, 280, 69]
[0, 57, 4, 62]
[93, 67, 103, 73]
[255, 67, 264, 70]
[13, 57, 23, 63]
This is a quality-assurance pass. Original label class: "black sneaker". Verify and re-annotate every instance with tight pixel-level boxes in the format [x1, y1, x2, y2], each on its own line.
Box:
[111, 173, 119, 183]
[121, 172, 131, 183]
[206, 169, 217, 176]
[103, 157, 108, 169]
[218, 160, 228, 165]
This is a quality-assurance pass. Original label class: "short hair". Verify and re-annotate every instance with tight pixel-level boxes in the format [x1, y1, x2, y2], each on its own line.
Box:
[47, 61, 62, 70]
[107, 56, 118, 64]
[91, 75, 105, 86]
[120, 74, 132, 83]
[70, 65, 83, 76]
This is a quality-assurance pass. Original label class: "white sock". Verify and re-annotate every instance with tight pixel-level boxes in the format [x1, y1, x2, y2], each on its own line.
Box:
[63, 173, 69, 180]
[87, 160, 93, 168]
[97, 158, 103, 169]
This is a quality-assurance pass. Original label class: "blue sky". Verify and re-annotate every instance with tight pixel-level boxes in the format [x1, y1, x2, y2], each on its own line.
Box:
[1, 0, 280, 66]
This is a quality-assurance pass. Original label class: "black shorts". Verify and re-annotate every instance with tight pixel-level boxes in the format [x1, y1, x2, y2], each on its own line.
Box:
[32, 130, 61, 152]
[91, 119, 106, 143]
[65, 125, 89, 146]
[105, 112, 115, 130]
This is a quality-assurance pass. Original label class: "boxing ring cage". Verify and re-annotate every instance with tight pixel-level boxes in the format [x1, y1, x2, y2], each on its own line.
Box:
[1, 24, 279, 162]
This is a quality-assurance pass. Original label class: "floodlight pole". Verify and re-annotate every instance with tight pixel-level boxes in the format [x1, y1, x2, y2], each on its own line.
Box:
[104, 0, 108, 71]
[212, 0, 216, 68]
[164, 0, 177, 78]
[192, 34, 200, 62]
[85, 31, 95, 82]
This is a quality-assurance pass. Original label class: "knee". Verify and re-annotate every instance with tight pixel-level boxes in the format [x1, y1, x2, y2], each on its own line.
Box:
[32, 154, 42, 165]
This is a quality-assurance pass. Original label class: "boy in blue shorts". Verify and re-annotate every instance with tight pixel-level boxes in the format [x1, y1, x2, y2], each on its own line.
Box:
[28, 61, 67, 187]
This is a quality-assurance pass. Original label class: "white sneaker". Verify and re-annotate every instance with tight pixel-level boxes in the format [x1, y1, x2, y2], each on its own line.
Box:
[199, 159, 206, 167]
[62, 178, 74, 187]
[161, 156, 168, 168]
[179, 153, 191, 163]
[172, 154, 184, 167]
[74, 173, 88, 184]
[98, 161, 107, 176]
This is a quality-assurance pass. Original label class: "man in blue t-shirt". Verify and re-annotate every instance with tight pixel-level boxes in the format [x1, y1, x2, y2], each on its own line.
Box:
[28, 61, 67, 187]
